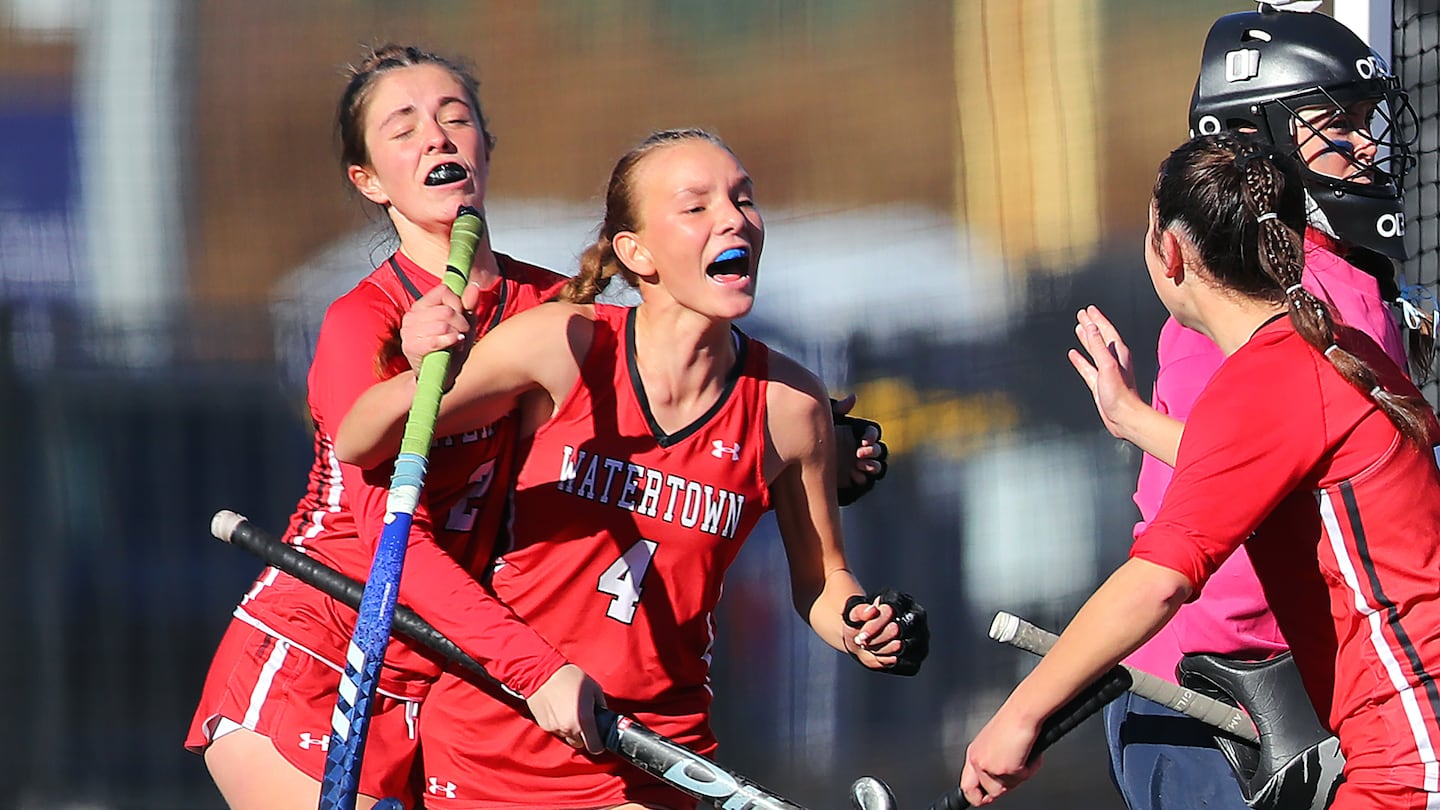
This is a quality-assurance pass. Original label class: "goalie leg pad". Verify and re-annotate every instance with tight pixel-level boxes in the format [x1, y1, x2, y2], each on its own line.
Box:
[1178, 652, 1345, 810]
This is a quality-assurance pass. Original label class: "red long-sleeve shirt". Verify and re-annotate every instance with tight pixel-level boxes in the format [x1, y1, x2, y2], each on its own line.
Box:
[236, 250, 569, 700]
[1133, 319, 1440, 789]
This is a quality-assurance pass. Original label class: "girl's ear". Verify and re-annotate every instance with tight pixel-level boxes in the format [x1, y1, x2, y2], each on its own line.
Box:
[1160, 228, 1188, 281]
[348, 164, 389, 206]
[612, 232, 657, 279]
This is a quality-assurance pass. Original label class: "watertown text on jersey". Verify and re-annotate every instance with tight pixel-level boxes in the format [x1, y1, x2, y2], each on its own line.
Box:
[555, 445, 747, 539]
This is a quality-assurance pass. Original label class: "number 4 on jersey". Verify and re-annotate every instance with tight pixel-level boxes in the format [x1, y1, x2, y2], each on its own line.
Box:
[598, 539, 657, 624]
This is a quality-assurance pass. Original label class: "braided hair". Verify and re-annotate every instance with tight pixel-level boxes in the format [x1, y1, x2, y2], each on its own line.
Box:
[1154, 132, 1432, 446]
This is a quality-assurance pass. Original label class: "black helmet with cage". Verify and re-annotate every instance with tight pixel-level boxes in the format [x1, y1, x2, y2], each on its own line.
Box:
[1188, 2, 1416, 259]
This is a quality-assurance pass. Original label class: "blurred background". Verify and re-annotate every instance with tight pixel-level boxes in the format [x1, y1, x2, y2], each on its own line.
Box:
[0, 1, 1435, 808]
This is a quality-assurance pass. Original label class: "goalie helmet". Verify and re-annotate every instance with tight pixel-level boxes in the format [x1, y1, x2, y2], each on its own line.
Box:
[1188, 3, 1416, 258]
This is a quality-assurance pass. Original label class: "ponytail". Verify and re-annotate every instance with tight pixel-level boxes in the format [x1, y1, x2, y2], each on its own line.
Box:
[375, 329, 404, 379]
[557, 237, 631, 304]
[1231, 141, 1433, 447]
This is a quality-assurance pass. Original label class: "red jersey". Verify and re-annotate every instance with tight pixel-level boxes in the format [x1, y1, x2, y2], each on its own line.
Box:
[1125, 229, 1406, 682]
[235, 250, 569, 699]
[1132, 319, 1440, 789]
[418, 303, 775, 808]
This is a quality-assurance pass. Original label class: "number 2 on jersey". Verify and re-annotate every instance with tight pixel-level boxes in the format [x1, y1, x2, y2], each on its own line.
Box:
[597, 539, 658, 624]
[444, 459, 496, 532]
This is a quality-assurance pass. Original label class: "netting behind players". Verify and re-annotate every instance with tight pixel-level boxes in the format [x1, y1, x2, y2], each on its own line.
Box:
[1394, 0, 1440, 402]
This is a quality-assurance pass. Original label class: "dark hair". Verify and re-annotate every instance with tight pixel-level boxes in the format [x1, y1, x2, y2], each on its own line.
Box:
[337, 43, 496, 174]
[557, 128, 733, 304]
[335, 44, 495, 379]
[1154, 131, 1432, 446]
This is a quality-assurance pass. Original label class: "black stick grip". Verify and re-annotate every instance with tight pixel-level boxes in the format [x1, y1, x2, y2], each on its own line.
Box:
[926, 666, 1133, 810]
[212, 510, 507, 691]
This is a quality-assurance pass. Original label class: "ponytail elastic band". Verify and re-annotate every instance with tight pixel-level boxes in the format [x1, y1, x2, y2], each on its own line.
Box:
[1324, 344, 1341, 358]
[1285, 283, 1304, 295]
[1256, 212, 1280, 223]
[1370, 386, 1384, 399]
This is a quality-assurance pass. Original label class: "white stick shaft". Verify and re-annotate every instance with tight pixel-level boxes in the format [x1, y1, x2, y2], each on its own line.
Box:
[989, 611, 1260, 743]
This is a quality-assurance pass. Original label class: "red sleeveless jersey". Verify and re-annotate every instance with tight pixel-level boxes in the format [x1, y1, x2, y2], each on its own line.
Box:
[417, 304, 775, 808]
[235, 251, 568, 699]
[500, 302, 773, 718]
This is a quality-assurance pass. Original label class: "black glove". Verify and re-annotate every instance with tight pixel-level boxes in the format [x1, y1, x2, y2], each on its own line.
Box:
[843, 588, 928, 676]
[832, 399, 888, 507]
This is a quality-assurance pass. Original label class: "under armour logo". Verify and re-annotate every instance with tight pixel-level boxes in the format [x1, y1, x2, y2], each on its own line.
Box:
[427, 777, 458, 798]
[711, 440, 741, 461]
[298, 732, 330, 751]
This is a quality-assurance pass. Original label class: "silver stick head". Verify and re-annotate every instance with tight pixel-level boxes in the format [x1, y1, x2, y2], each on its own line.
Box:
[849, 776, 896, 810]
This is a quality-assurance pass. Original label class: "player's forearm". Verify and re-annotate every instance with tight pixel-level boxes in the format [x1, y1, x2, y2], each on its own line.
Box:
[334, 372, 419, 467]
[1115, 405, 1184, 467]
[997, 559, 1190, 728]
[802, 567, 865, 653]
[772, 447, 851, 645]
[334, 369, 497, 468]
[394, 524, 569, 697]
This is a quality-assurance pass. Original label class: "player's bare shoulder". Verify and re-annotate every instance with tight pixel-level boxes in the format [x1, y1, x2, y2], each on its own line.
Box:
[763, 348, 832, 464]
[488, 299, 597, 355]
[462, 300, 601, 402]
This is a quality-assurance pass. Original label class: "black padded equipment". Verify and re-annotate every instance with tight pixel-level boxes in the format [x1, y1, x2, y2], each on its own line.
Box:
[832, 398, 888, 506]
[1178, 652, 1345, 810]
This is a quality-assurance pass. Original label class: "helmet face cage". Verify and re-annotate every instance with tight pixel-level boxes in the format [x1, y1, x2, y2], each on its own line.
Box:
[1259, 74, 1417, 202]
[1188, 7, 1419, 257]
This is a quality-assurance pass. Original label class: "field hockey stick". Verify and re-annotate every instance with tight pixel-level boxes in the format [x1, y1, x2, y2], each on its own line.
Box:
[318, 206, 484, 810]
[211, 510, 901, 810]
[989, 611, 1259, 743]
[925, 664, 1133, 810]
